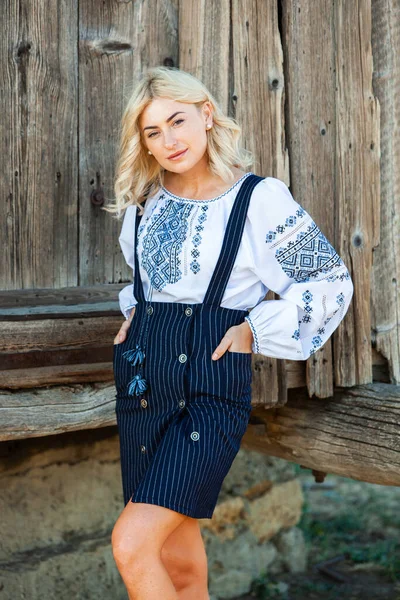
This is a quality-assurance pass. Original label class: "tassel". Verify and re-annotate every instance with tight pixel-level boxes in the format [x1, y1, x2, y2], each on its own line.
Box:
[127, 373, 148, 396]
[122, 344, 145, 366]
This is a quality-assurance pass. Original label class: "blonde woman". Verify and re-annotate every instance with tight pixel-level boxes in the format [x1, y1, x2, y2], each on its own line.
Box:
[103, 66, 353, 599]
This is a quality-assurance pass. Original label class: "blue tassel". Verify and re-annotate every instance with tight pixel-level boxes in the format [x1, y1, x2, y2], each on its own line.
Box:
[122, 344, 145, 366]
[127, 373, 148, 396]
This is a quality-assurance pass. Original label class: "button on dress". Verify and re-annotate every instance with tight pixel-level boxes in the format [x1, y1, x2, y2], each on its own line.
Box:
[113, 172, 354, 519]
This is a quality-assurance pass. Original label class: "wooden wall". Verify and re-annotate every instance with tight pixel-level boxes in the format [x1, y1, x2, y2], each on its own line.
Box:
[1, 0, 398, 441]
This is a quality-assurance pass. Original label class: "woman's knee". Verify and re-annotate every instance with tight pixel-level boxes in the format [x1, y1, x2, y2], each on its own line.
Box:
[160, 520, 208, 590]
[161, 546, 208, 592]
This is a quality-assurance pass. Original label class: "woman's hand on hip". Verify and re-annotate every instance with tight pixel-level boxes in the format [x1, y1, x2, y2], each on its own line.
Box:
[212, 321, 253, 360]
[113, 307, 136, 345]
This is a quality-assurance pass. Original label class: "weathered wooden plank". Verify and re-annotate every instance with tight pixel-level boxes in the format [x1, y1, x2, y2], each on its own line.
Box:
[242, 383, 400, 487]
[1, 0, 78, 290]
[0, 317, 121, 354]
[231, 0, 289, 179]
[334, 0, 381, 386]
[0, 382, 116, 440]
[231, 0, 289, 407]
[370, 0, 400, 383]
[179, 0, 230, 109]
[0, 316, 120, 386]
[0, 363, 115, 389]
[0, 284, 130, 318]
[281, 0, 336, 399]
[79, 0, 179, 287]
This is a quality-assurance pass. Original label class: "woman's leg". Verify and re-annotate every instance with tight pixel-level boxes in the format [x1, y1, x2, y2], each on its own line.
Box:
[111, 499, 187, 600]
[161, 516, 209, 599]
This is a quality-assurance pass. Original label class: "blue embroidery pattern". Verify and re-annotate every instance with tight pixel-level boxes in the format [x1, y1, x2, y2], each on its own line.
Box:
[266, 206, 307, 243]
[190, 205, 209, 274]
[325, 270, 351, 283]
[274, 221, 343, 283]
[137, 194, 165, 240]
[309, 335, 323, 354]
[140, 199, 194, 291]
[336, 292, 345, 306]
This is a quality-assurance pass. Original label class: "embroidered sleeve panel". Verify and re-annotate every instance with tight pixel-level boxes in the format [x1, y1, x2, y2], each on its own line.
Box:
[245, 177, 354, 360]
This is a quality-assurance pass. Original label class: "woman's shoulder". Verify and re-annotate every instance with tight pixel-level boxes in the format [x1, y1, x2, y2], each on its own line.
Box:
[249, 175, 298, 215]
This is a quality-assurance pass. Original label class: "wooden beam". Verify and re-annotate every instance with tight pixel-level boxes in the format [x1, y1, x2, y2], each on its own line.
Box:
[243, 383, 400, 487]
[0, 381, 116, 440]
[0, 284, 131, 319]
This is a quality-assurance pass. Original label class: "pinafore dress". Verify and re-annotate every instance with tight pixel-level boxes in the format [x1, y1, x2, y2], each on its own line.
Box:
[113, 173, 264, 519]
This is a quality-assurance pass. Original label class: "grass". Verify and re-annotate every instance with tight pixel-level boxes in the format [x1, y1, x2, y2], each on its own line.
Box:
[297, 496, 400, 583]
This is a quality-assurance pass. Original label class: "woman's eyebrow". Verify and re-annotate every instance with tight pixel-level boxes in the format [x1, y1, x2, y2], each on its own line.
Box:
[142, 112, 186, 131]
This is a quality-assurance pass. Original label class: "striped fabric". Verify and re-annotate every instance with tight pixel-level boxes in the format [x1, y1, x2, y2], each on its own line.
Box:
[113, 174, 264, 519]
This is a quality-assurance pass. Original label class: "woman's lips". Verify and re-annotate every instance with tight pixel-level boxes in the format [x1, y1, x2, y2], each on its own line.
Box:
[168, 149, 188, 160]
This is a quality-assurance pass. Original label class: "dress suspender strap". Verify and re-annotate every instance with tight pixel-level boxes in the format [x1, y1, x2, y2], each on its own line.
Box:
[202, 174, 264, 307]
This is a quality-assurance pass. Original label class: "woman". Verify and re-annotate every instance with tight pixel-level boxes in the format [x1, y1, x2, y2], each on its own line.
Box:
[104, 66, 353, 599]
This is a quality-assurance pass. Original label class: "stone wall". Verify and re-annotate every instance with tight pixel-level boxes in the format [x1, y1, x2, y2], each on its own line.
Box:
[0, 427, 307, 599]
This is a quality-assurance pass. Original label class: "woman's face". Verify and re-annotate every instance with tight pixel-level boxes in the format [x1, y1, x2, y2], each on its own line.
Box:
[139, 98, 212, 173]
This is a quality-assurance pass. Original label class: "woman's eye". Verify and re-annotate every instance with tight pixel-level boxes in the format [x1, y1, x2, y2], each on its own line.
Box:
[147, 119, 184, 139]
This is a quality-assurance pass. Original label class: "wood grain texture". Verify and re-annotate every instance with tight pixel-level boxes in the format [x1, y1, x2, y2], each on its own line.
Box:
[230, 0, 289, 407]
[179, 0, 230, 108]
[1, 0, 78, 289]
[282, 0, 381, 394]
[371, 0, 400, 383]
[281, 0, 336, 399]
[0, 382, 116, 440]
[78, 0, 179, 287]
[334, 0, 381, 386]
[243, 383, 400, 486]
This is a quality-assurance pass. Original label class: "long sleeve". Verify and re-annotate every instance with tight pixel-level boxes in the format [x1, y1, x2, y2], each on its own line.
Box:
[244, 177, 354, 360]
[118, 205, 138, 320]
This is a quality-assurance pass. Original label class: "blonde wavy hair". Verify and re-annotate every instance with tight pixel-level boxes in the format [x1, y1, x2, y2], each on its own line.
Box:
[102, 66, 255, 219]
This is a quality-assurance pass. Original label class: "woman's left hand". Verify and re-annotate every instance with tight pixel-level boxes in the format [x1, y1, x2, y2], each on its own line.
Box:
[212, 321, 254, 360]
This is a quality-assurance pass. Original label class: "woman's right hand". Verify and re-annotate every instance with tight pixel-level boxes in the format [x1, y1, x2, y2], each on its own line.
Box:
[113, 307, 136, 345]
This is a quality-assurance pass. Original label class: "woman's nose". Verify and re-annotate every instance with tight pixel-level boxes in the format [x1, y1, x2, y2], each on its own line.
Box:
[164, 132, 177, 148]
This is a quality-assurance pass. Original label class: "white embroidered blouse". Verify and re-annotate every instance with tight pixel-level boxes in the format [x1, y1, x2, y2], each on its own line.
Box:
[117, 172, 354, 360]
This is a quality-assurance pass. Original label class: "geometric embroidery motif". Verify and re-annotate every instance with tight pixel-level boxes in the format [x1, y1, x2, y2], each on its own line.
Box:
[190, 205, 209, 274]
[274, 221, 343, 283]
[302, 289, 314, 319]
[140, 199, 194, 292]
[266, 206, 306, 243]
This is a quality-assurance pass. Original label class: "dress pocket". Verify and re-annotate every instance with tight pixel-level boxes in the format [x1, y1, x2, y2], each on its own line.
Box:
[221, 349, 253, 402]
[227, 348, 253, 356]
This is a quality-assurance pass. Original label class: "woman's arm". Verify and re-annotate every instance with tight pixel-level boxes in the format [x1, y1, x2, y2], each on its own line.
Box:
[117, 205, 138, 319]
[244, 177, 354, 360]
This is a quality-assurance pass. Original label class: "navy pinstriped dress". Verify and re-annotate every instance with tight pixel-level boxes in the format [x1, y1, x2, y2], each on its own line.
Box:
[113, 174, 263, 519]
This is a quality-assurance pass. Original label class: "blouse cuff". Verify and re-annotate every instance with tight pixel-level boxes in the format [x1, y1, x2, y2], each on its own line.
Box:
[118, 284, 138, 320]
[244, 299, 305, 360]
